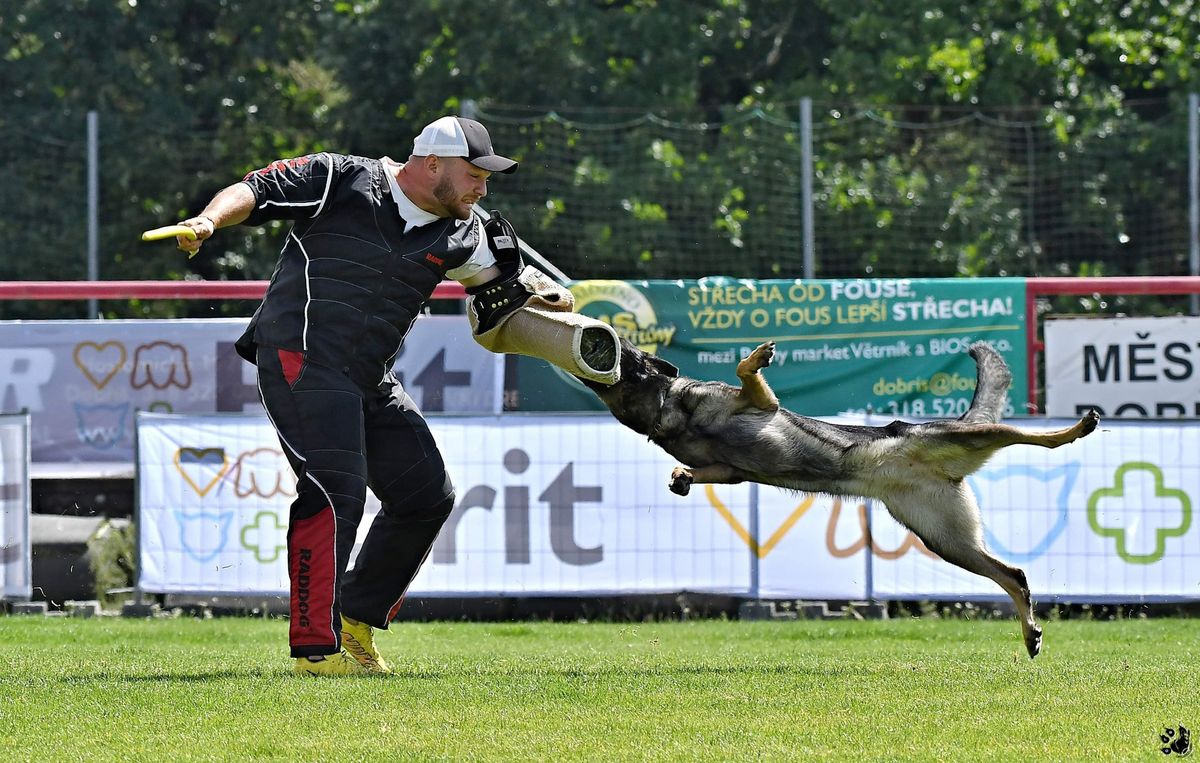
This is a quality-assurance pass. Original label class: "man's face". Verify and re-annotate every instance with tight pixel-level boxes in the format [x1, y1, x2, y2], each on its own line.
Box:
[432, 157, 491, 220]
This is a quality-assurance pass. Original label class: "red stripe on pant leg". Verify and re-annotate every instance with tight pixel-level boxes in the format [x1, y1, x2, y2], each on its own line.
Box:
[386, 596, 406, 624]
[289, 505, 337, 649]
[384, 540, 438, 623]
[278, 349, 304, 386]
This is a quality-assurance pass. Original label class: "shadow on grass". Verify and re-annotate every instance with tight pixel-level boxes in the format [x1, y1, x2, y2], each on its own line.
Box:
[59, 668, 288, 683]
[49, 661, 884, 684]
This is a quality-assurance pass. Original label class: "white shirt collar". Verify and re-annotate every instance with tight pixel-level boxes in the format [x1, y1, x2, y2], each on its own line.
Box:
[381, 156, 469, 233]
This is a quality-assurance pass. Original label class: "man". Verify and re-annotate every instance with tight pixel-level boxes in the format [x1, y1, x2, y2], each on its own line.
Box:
[173, 116, 522, 676]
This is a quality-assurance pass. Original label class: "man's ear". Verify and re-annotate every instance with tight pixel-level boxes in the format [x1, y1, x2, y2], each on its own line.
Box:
[648, 355, 679, 378]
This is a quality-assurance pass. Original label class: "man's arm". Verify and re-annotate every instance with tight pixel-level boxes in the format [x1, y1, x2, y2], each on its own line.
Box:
[175, 182, 256, 256]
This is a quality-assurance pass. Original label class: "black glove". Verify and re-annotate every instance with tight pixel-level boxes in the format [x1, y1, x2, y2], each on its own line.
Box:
[467, 210, 531, 333]
[483, 209, 522, 278]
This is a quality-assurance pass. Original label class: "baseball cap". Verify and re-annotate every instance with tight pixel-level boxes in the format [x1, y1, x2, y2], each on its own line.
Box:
[412, 116, 518, 174]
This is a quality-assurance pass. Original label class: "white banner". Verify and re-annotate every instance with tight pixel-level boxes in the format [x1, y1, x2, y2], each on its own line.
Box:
[0, 316, 501, 466]
[871, 419, 1200, 600]
[135, 413, 1200, 602]
[134, 412, 749, 596]
[0, 413, 31, 600]
[1044, 316, 1200, 419]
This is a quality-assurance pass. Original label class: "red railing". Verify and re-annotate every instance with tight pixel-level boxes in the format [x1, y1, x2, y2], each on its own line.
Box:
[6, 277, 1200, 415]
[0, 280, 467, 300]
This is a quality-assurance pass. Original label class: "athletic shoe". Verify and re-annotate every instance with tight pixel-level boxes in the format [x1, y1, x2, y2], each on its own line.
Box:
[341, 615, 393, 674]
[293, 650, 370, 677]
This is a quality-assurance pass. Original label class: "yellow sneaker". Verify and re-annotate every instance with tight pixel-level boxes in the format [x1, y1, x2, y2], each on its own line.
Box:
[293, 650, 370, 677]
[341, 615, 392, 674]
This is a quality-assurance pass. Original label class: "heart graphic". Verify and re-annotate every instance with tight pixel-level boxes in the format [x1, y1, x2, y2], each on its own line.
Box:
[173, 447, 230, 497]
[73, 341, 127, 389]
[705, 486, 813, 558]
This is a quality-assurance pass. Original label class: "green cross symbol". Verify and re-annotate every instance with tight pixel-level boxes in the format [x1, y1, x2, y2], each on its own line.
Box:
[240, 511, 287, 563]
[1087, 462, 1192, 564]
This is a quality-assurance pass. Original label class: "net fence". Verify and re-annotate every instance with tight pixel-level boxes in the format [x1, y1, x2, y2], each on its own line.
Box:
[0, 101, 1194, 296]
[478, 103, 1194, 280]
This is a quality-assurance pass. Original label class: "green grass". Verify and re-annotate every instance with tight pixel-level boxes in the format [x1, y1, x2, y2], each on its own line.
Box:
[0, 616, 1195, 761]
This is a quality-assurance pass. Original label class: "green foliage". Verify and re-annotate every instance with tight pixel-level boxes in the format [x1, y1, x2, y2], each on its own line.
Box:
[0, 0, 1198, 311]
[85, 518, 136, 607]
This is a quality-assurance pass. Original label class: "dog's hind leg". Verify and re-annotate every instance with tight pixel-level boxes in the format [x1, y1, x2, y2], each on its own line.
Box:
[734, 342, 779, 412]
[669, 463, 754, 496]
[884, 483, 1043, 658]
[920, 410, 1100, 480]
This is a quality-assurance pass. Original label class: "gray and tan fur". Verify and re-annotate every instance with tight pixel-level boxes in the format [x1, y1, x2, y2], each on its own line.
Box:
[581, 338, 1100, 658]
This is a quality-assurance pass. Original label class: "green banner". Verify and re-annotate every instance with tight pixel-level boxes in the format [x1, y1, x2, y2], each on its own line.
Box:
[509, 278, 1028, 418]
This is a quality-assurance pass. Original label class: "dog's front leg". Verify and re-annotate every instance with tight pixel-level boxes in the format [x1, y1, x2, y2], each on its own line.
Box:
[669, 463, 750, 496]
[735, 341, 780, 412]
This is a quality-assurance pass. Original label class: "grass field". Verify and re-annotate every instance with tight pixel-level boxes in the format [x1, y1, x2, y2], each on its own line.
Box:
[0, 615, 1195, 761]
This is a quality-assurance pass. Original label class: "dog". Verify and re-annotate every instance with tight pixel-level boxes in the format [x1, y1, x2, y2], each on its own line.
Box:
[580, 337, 1100, 658]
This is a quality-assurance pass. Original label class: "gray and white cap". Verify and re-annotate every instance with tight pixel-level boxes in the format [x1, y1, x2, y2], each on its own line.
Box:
[412, 116, 518, 174]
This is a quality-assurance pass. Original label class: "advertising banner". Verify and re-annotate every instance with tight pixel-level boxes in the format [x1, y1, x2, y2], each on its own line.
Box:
[0, 317, 501, 465]
[0, 413, 31, 600]
[512, 278, 1028, 418]
[134, 412, 750, 596]
[136, 412, 1200, 602]
[870, 419, 1200, 600]
[1044, 316, 1200, 419]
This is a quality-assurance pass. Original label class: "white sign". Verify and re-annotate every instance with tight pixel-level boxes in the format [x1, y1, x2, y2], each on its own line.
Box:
[135, 413, 1200, 602]
[0, 317, 501, 466]
[134, 413, 750, 596]
[1045, 316, 1200, 418]
[0, 414, 31, 600]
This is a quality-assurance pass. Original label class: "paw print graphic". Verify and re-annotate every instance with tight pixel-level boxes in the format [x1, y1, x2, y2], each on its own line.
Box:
[1161, 725, 1191, 756]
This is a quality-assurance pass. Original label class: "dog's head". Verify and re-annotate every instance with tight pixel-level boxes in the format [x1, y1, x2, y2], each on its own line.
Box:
[578, 337, 679, 436]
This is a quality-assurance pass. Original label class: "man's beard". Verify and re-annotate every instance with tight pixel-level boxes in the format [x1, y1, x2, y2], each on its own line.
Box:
[433, 176, 470, 220]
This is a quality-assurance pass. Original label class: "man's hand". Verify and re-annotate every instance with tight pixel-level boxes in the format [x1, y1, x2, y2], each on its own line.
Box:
[175, 215, 216, 256]
[169, 182, 255, 257]
[483, 210, 522, 276]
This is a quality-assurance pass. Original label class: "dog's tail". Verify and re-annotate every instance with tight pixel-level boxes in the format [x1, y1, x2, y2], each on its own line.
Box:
[960, 341, 1013, 424]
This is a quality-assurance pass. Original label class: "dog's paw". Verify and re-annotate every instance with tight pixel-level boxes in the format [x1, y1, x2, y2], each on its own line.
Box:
[1025, 623, 1043, 659]
[669, 467, 693, 496]
[1081, 408, 1100, 435]
[747, 341, 775, 371]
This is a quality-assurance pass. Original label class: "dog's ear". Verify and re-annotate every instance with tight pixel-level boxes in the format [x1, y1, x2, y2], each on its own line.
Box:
[648, 355, 679, 378]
